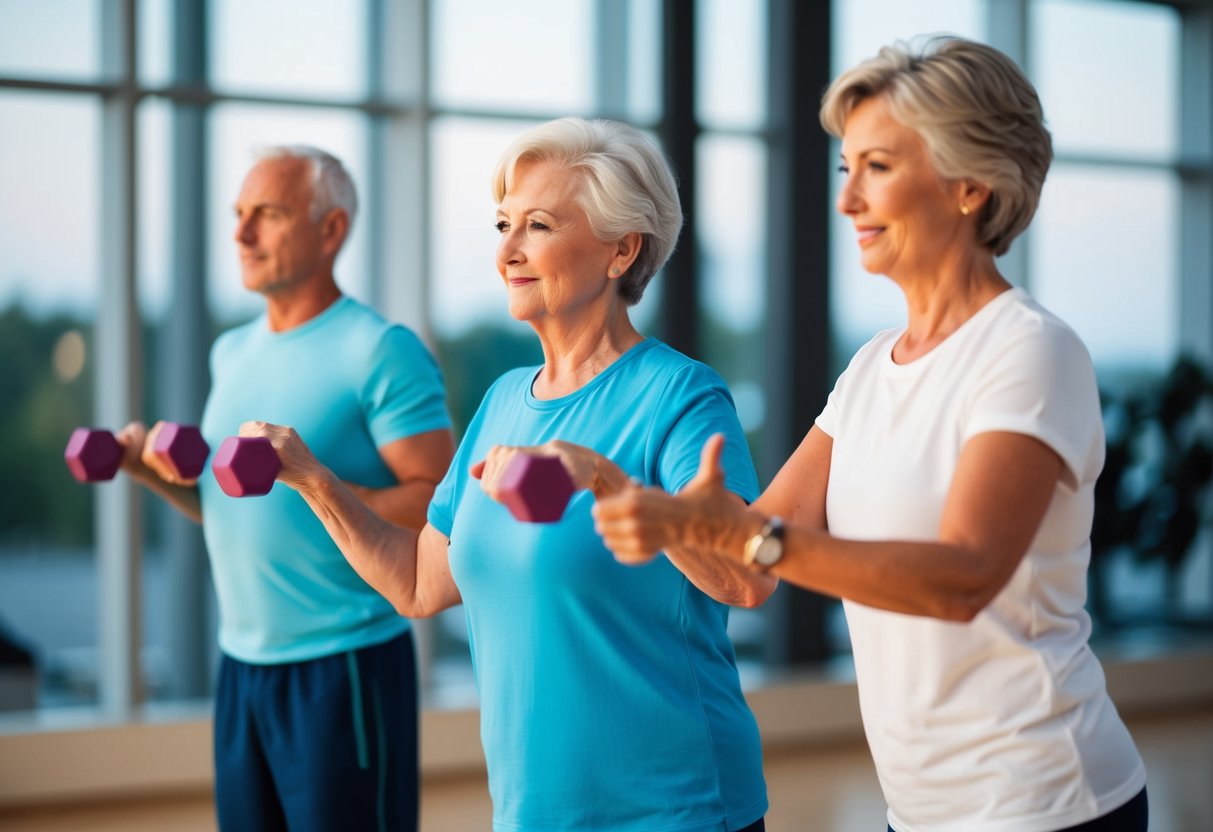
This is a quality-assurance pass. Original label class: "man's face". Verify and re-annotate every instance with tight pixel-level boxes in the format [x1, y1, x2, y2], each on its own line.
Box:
[232, 158, 327, 296]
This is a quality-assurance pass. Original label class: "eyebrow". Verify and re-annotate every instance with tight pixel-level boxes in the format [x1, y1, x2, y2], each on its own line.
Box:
[496, 206, 559, 218]
[234, 201, 291, 213]
[839, 147, 897, 161]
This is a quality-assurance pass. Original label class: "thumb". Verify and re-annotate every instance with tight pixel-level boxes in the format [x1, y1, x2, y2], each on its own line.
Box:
[690, 433, 726, 490]
[469, 459, 486, 480]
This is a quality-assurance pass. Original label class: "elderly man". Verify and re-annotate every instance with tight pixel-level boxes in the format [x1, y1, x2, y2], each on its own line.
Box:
[118, 146, 453, 831]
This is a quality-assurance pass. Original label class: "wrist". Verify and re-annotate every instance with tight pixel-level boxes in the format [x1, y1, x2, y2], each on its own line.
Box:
[741, 512, 785, 572]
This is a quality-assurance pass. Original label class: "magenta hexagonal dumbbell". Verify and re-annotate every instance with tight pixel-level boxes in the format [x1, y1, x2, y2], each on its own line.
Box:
[212, 436, 281, 497]
[64, 428, 123, 483]
[498, 454, 575, 523]
[151, 423, 210, 480]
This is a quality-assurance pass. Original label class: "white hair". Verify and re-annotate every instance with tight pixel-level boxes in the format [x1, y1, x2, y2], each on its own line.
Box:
[491, 118, 683, 305]
[253, 144, 359, 228]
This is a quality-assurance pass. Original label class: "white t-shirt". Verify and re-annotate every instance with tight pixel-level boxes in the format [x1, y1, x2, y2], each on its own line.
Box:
[816, 287, 1146, 832]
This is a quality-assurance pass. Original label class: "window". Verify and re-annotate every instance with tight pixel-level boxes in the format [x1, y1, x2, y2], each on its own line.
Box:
[0, 91, 103, 709]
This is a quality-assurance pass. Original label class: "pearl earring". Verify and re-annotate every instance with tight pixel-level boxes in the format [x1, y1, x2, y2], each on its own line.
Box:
[960, 205, 971, 216]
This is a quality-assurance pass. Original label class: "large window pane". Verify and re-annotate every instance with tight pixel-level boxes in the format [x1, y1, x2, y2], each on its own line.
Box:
[210, 0, 368, 98]
[0, 0, 100, 81]
[626, 0, 662, 125]
[138, 0, 172, 88]
[697, 136, 768, 467]
[695, 0, 766, 130]
[1032, 0, 1179, 160]
[208, 104, 371, 326]
[1031, 165, 1179, 373]
[431, 0, 593, 114]
[0, 92, 102, 710]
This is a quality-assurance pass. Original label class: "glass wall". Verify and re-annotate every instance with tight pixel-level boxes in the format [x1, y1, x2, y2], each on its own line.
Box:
[0, 0, 1207, 720]
[0, 91, 102, 709]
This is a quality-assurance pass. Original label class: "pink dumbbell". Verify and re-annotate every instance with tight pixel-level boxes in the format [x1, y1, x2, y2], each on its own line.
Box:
[212, 436, 281, 497]
[497, 455, 575, 523]
[65, 423, 209, 483]
[64, 428, 123, 483]
[150, 423, 210, 480]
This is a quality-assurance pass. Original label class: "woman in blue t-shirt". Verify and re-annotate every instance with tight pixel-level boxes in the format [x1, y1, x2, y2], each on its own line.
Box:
[243, 117, 772, 832]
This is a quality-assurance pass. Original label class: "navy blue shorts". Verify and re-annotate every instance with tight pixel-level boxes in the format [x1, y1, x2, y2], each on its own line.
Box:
[213, 631, 419, 832]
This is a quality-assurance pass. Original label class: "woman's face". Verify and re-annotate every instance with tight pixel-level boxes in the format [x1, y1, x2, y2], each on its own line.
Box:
[495, 159, 621, 325]
[836, 95, 964, 279]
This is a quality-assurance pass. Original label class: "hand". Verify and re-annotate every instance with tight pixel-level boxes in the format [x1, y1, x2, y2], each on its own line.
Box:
[238, 421, 329, 493]
[114, 420, 150, 475]
[470, 440, 628, 501]
[116, 420, 199, 486]
[593, 434, 750, 565]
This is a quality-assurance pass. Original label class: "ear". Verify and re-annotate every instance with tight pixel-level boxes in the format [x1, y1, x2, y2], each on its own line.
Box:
[959, 179, 992, 216]
[319, 209, 350, 256]
[607, 231, 644, 279]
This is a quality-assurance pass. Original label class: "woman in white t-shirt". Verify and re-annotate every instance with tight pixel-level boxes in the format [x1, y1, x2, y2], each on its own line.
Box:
[593, 35, 1148, 832]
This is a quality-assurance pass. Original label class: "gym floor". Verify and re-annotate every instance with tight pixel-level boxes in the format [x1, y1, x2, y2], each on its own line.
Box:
[1, 705, 1209, 832]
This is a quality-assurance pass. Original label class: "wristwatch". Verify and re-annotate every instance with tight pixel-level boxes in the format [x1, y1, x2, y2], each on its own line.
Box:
[743, 516, 785, 572]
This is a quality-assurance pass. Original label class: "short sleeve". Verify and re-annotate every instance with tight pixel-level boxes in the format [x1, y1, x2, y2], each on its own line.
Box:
[815, 332, 888, 441]
[652, 364, 760, 503]
[360, 325, 452, 447]
[962, 322, 1104, 490]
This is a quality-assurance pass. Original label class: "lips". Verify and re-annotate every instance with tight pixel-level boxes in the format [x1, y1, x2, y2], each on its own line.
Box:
[507, 277, 538, 287]
[855, 227, 883, 246]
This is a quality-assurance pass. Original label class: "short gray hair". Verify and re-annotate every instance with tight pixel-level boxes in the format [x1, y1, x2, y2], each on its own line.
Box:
[253, 144, 359, 229]
[820, 35, 1052, 257]
[491, 118, 682, 305]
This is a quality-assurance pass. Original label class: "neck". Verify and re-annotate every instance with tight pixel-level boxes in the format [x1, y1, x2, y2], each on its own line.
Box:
[263, 276, 343, 332]
[530, 298, 644, 399]
[891, 248, 1009, 362]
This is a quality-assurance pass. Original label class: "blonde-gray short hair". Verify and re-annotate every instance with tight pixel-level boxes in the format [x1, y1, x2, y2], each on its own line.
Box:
[820, 35, 1051, 256]
[491, 118, 682, 305]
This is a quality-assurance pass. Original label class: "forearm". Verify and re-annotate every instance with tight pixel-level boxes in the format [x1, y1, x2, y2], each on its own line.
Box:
[664, 543, 776, 607]
[126, 464, 203, 524]
[763, 528, 998, 621]
[298, 471, 433, 616]
[345, 478, 438, 530]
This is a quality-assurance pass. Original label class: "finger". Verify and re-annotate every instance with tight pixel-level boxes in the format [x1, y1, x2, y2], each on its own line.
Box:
[469, 459, 486, 479]
[238, 420, 267, 438]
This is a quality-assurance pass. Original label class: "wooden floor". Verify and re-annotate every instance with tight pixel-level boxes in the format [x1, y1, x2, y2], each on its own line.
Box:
[3, 706, 1210, 831]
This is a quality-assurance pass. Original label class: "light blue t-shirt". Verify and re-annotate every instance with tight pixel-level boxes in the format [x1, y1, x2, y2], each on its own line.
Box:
[428, 338, 767, 832]
[199, 296, 451, 664]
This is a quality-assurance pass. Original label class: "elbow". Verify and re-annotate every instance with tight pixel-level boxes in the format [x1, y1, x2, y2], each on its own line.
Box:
[931, 586, 997, 623]
[733, 575, 778, 609]
[391, 592, 435, 620]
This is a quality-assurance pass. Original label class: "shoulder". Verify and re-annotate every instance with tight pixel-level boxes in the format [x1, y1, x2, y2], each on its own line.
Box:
[634, 339, 729, 390]
[982, 289, 1094, 370]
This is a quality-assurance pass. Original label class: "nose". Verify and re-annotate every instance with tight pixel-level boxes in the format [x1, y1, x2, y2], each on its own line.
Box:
[495, 225, 525, 272]
[836, 173, 862, 217]
[234, 215, 256, 246]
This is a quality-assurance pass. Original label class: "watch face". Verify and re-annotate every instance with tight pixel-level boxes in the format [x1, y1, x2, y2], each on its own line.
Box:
[754, 535, 783, 566]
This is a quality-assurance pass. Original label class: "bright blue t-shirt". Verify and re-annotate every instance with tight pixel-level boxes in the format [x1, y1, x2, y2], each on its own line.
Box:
[428, 338, 767, 832]
[199, 296, 451, 664]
